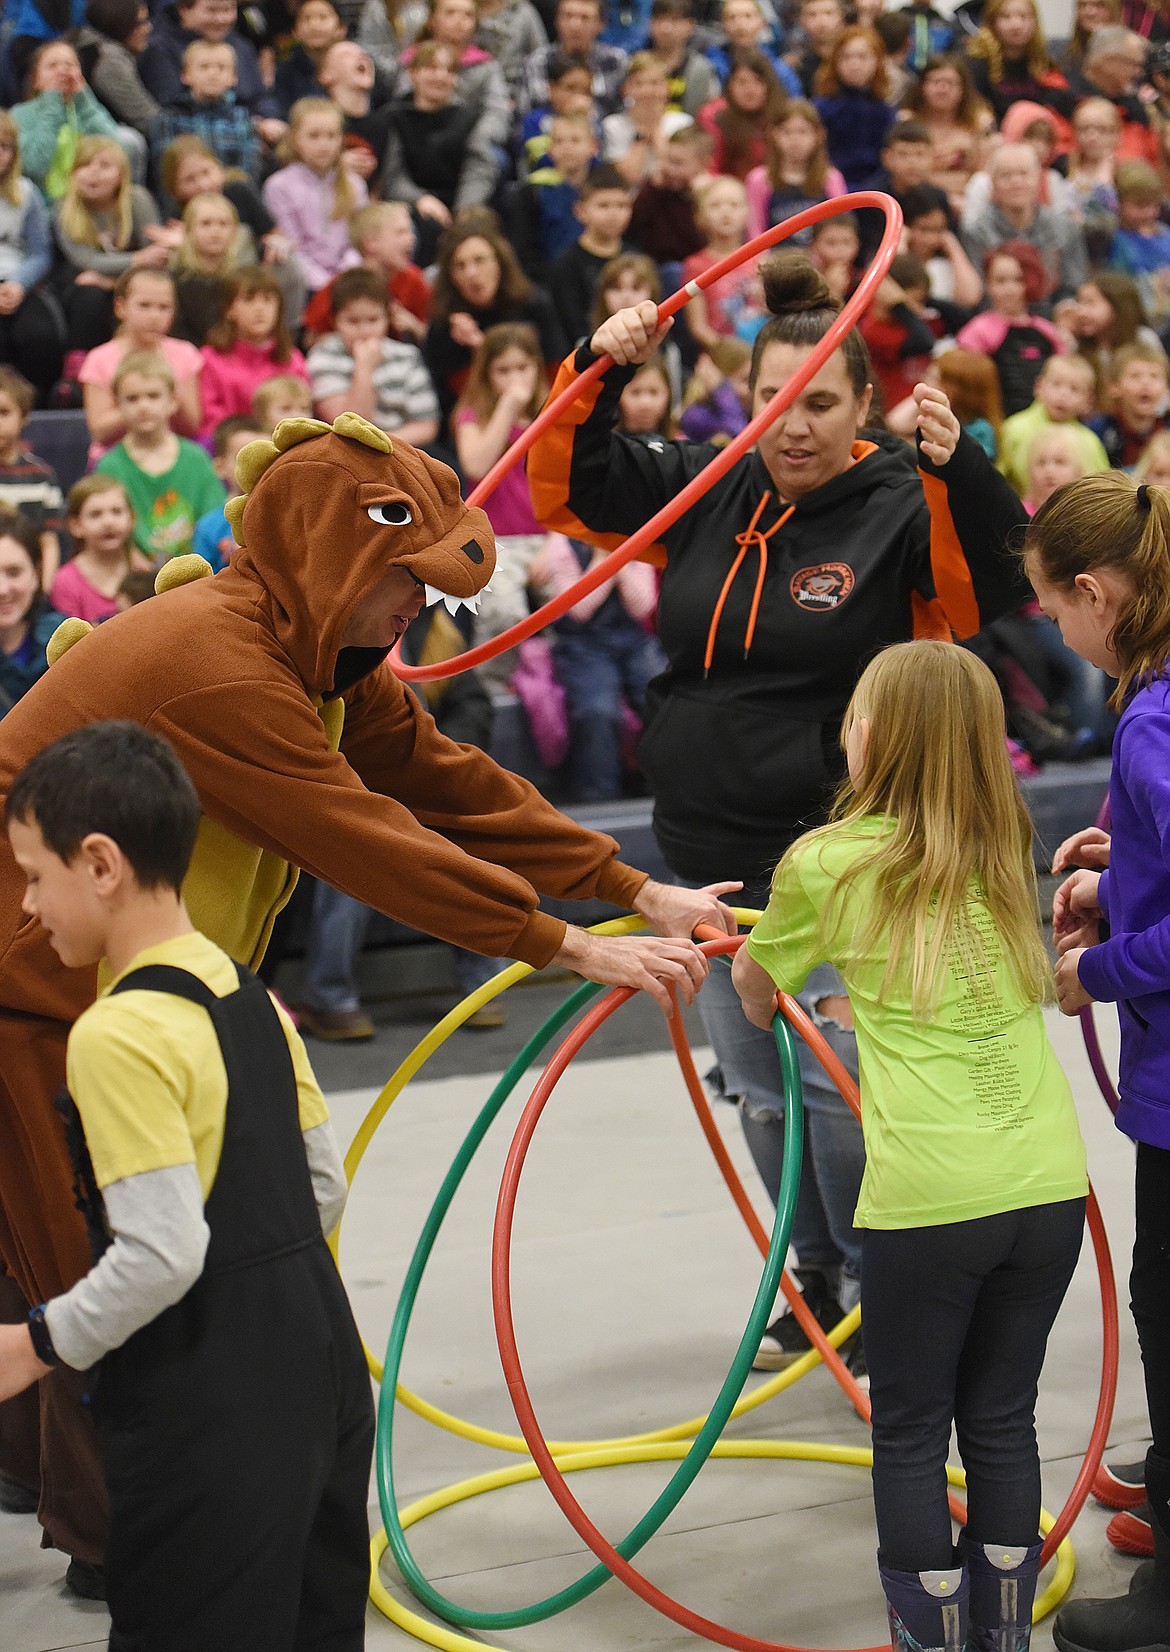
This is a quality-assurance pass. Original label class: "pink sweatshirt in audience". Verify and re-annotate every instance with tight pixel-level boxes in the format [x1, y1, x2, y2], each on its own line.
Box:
[261, 164, 367, 292]
[199, 338, 310, 434]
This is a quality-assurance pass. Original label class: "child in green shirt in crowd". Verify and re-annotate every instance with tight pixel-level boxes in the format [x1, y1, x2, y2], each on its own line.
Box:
[733, 638, 1087, 1652]
[0, 721, 373, 1645]
[95, 352, 226, 561]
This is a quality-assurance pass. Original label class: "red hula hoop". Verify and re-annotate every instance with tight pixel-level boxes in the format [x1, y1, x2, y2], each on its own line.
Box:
[391, 192, 904, 683]
[490, 935, 1119, 1649]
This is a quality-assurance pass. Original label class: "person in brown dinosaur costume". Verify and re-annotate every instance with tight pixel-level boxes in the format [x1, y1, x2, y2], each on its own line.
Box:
[0, 412, 735, 1591]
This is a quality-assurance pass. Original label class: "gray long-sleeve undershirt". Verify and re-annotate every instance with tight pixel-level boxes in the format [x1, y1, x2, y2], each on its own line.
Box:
[44, 1120, 348, 1371]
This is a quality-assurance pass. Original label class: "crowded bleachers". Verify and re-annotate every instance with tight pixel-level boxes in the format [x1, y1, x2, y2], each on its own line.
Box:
[0, 0, 1143, 1022]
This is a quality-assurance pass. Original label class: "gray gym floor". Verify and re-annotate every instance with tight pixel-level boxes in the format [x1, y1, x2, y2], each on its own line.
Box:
[0, 984, 1151, 1652]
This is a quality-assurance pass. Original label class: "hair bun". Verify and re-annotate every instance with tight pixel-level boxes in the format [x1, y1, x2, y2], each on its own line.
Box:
[760, 252, 837, 316]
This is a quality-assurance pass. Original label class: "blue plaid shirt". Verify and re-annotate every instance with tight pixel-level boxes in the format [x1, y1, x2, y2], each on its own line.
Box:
[151, 93, 261, 183]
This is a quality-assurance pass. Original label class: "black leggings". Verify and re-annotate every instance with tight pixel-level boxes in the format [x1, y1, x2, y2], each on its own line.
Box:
[863, 1199, 1085, 1572]
[1132, 1143, 1170, 1457]
[0, 289, 66, 404]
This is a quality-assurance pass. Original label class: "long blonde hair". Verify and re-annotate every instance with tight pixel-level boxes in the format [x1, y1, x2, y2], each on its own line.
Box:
[778, 640, 1050, 1021]
[1026, 470, 1170, 707]
[173, 191, 246, 275]
[0, 112, 21, 209]
[280, 98, 355, 221]
[57, 136, 132, 249]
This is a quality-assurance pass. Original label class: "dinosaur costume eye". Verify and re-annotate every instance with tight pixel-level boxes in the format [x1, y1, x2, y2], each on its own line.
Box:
[367, 502, 413, 527]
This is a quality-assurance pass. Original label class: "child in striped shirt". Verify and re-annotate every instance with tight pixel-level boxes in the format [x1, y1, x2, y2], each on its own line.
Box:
[305, 266, 439, 446]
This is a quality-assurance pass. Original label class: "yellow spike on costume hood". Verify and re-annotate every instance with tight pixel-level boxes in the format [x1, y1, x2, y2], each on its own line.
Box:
[230, 424, 495, 696]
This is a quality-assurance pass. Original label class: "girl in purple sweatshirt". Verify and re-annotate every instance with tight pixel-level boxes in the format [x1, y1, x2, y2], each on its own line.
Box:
[1027, 471, 1170, 1652]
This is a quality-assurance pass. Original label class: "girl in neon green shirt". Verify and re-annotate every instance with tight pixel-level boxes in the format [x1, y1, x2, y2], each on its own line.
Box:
[733, 639, 1086, 1652]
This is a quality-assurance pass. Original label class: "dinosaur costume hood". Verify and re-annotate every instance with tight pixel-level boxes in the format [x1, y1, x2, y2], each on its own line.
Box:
[229, 415, 496, 696]
[0, 414, 646, 1026]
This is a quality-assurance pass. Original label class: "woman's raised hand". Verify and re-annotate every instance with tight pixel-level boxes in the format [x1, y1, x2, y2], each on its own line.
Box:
[913, 382, 961, 466]
[590, 300, 673, 367]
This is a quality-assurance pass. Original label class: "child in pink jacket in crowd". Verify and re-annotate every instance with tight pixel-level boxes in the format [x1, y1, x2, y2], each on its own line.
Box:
[199, 267, 309, 435]
[530, 533, 666, 803]
[261, 99, 367, 292]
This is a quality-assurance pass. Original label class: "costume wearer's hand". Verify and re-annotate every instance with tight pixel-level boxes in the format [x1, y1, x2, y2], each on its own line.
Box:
[914, 384, 960, 465]
[0, 1323, 50, 1404]
[1052, 826, 1110, 874]
[633, 878, 742, 940]
[1055, 948, 1093, 1015]
[1053, 869, 1102, 953]
[590, 300, 672, 366]
[553, 927, 709, 1016]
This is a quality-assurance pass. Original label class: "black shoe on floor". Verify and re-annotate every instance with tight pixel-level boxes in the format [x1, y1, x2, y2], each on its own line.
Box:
[0, 1474, 37, 1514]
[752, 1273, 845, 1372]
[64, 1558, 106, 1601]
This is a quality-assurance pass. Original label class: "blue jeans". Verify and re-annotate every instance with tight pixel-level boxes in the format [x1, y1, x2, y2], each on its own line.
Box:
[697, 957, 864, 1306]
[302, 882, 503, 1013]
[553, 624, 666, 802]
[1023, 613, 1111, 743]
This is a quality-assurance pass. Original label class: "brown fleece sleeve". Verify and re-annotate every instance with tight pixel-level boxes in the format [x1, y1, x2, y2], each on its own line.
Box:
[340, 666, 650, 914]
[148, 676, 572, 968]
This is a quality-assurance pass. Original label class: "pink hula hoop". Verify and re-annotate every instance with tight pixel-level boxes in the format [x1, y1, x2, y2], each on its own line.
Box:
[390, 191, 903, 683]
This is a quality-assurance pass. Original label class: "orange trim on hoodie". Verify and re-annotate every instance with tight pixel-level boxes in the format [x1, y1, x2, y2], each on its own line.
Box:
[528, 355, 667, 566]
[918, 467, 981, 639]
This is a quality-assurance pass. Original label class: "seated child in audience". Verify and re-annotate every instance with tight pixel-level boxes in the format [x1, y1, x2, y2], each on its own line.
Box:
[150, 39, 262, 184]
[617, 354, 675, 437]
[678, 337, 752, 444]
[874, 9, 915, 105]
[590, 253, 684, 398]
[513, 111, 599, 276]
[252, 372, 314, 431]
[935, 346, 1002, 459]
[807, 210, 861, 303]
[275, 0, 348, 115]
[530, 529, 664, 802]
[1135, 427, 1170, 485]
[856, 117, 933, 259]
[200, 267, 308, 434]
[52, 136, 167, 354]
[858, 254, 938, 411]
[706, 0, 801, 93]
[627, 123, 709, 266]
[0, 367, 63, 588]
[305, 267, 439, 444]
[263, 98, 366, 294]
[95, 353, 225, 560]
[793, 0, 846, 95]
[519, 51, 596, 176]
[696, 48, 785, 180]
[171, 192, 252, 347]
[644, 0, 718, 116]
[996, 353, 1109, 494]
[51, 475, 145, 624]
[0, 110, 66, 408]
[812, 25, 895, 191]
[115, 567, 158, 609]
[602, 52, 695, 188]
[1109, 159, 1170, 326]
[1022, 423, 1090, 513]
[550, 163, 634, 344]
[0, 511, 62, 714]
[955, 242, 1067, 416]
[159, 136, 304, 324]
[301, 201, 431, 344]
[193, 414, 265, 570]
[683, 174, 763, 352]
[1088, 340, 1170, 468]
[1072, 272, 1165, 406]
[453, 321, 551, 688]
[900, 183, 982, 312]
[80, 267, 203, 461]
[745, 99, 846, 243]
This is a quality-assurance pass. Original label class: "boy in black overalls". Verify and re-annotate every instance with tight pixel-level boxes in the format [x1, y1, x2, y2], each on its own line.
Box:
[0, 720, 374, 1650]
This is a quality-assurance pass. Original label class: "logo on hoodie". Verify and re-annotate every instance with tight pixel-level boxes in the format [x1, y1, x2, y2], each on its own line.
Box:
[790, 562, 855, 612]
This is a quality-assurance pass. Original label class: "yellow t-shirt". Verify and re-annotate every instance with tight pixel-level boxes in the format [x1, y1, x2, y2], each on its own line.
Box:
[66, 931, 330, 1195]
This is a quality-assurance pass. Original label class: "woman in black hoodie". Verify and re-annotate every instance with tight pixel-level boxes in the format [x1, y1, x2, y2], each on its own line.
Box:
[528, 252, 1030, 1371]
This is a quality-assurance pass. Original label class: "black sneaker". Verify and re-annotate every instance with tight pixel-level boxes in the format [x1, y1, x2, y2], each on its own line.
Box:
[64, 1558, 106, 1601]
[845, 1329, 869, 1392]
[752, 1279, 845, 1372]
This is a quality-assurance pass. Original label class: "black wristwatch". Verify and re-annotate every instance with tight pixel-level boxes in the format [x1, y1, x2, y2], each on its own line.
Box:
[27, 1305, 60, 1369]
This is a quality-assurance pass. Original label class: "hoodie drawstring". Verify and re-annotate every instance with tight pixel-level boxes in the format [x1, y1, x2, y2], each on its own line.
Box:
[703, 494, 795, 675]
